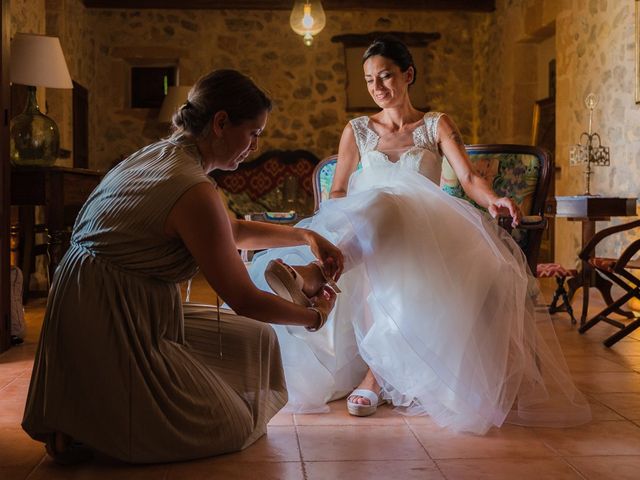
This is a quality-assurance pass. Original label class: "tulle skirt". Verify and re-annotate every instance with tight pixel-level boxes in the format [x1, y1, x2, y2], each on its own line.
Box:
[249, 163, 591, 434]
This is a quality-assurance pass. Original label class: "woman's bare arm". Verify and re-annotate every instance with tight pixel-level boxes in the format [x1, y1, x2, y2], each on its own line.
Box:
[437, 114, 520, 224]
[165, 182, 324, 328]
[329, 123, 360, 199]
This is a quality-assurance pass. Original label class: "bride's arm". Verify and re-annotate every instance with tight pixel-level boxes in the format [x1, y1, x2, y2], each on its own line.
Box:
[330, 123, 360, 199]
[437, 114, 521, 225]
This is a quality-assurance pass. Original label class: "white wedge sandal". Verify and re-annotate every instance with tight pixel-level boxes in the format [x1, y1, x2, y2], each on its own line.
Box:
[347, 389, 386, 417]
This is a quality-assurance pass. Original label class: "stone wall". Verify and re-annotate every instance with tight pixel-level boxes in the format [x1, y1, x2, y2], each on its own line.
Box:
[85, 8, 480, 170]
[474, 0, 639, 264]
[46, 0, 96, 167]
[10, 0, 45, 35]
[555, 0, 640, 264]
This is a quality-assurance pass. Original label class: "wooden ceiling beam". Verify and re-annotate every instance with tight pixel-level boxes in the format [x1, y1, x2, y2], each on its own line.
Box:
[82, 1, 495, 12]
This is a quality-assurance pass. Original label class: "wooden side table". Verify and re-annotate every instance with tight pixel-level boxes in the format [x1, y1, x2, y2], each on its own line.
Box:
[11, 166, 102, 301]
[555, 195, 637, 325]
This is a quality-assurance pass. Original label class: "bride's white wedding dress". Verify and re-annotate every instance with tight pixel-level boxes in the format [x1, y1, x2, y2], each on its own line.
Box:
[249, 112, 591, 434]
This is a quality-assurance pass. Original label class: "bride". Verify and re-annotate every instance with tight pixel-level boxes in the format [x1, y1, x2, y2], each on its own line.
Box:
[249, 36, 591, 434]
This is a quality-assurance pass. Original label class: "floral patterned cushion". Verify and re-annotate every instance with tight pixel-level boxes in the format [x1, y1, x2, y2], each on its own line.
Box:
[443, 152, 541, 250]
[213, 150, 319, 218]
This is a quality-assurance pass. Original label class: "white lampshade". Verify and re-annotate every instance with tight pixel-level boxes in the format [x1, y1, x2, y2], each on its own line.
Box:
[158, 85, 192, 123]
[10, 33, 73, 89]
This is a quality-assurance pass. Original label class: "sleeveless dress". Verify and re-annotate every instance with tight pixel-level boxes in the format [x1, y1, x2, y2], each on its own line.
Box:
[249, 113, 591, 434]
[22, 138, 287, 463]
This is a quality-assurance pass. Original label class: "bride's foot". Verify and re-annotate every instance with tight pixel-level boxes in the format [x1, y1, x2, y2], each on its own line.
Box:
[347, 370, 385, 417]
[265, 260, 337, 306]
[293, 262, 327, 298]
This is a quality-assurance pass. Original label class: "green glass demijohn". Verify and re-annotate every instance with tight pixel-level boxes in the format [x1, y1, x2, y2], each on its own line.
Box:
[10, 86, 59, 166]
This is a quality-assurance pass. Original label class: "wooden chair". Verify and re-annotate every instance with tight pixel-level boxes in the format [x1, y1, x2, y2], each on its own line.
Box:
[312, 144, 552, 275]
[578, 219, 640, 346]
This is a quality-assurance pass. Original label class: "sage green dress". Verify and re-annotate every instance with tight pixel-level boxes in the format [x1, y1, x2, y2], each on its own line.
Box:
[22, 138, 287, 464]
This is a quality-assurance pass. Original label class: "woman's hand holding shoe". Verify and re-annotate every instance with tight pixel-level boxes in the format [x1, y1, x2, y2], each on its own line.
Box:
[306, 287, 337, 332]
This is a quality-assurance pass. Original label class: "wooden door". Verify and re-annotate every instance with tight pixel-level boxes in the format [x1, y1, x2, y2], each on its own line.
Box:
[532, 96, 556, 264]
[0, 0, 11, 352]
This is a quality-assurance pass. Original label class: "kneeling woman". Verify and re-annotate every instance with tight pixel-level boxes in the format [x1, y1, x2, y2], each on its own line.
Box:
[22, 70, 341, 464]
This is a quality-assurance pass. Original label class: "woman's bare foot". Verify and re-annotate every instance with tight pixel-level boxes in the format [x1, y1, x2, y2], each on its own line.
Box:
[45, 431, 93, 465]
[348, 369, 381, 405]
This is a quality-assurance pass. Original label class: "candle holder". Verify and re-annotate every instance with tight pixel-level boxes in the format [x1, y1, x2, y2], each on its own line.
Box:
[569, 93, 610, 195]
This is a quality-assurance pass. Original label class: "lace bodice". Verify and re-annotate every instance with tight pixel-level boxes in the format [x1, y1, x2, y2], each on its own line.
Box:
[350, 112, 444, 184]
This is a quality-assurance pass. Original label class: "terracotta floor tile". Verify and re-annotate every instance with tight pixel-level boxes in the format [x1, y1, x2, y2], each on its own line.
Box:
[534, 420, 640, 456]
[267, 410, 294, 426]
[294, 400, 405, 426]
[0, 425, 44, 479]
[565, 455, 640, 480]
[305, 459, 444, 480]
[608, 355, 640, 372]
[4, 278, 640, 479]
[0, 360, 31, 381]
[586, 397, 625, 421]
[29, 457, 170, 480]
[167, 459, 304, 480]
[166, 457, 304, 480]
[410, 423, 554, 459]
[590, 393, 640, 419]
[435, 457, 582, 480]
[560, 341, 615, 357]
[0, 465, 41, 480]
[602, 340, 640, 356]
[564, 355, 631, 373]
[571, 371, 640, 393]
[402, 414, 441, 427]
[297, 425, 427, 462]
[0, 397, 27, 425]
[217, 426, 300, 463]
[0, 376, 31, 400]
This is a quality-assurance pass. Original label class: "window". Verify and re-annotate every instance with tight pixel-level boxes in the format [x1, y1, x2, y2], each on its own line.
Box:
[130, 66, 177, 109]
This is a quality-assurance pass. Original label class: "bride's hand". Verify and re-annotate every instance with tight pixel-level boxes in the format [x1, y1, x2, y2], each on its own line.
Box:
[305, 231, 344, 281]
[488, 197, 521, 228]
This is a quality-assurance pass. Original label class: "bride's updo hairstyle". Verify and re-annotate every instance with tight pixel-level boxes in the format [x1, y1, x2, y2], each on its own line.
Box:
[362, 36, 417, 86]
[171, 69, 272, 140]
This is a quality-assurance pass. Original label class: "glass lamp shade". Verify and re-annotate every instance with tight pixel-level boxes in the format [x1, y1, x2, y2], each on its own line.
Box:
[10, 86, 59, 166]
[290, 1, 326, 46]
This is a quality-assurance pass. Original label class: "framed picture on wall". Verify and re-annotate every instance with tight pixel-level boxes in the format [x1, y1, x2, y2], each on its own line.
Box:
[531, 97, 555, 147]
[331, 31, 440, 112]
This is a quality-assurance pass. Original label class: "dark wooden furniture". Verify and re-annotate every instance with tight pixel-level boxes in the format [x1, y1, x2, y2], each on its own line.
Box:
[577, 219, 640, 346]
[72, 80, 89, 169]
[11, 166, 102, 301]
[82, 1, 496, 12]
[555, 195, 638, 326]
[0, 0, 10, 352]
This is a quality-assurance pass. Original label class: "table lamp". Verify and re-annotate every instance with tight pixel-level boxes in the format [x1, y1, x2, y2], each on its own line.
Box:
[158, 85, 192, 123]
[9, 33, 73, 166]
